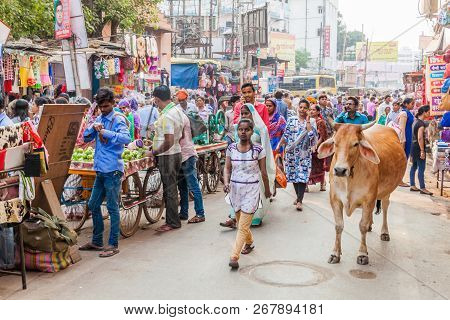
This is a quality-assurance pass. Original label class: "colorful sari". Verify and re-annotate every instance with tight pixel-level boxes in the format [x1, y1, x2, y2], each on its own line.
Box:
[267, 98, 287, 152]
[309, 117, 328, 185]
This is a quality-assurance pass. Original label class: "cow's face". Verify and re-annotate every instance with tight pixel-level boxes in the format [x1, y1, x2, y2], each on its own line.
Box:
[318, 122, 380, 177]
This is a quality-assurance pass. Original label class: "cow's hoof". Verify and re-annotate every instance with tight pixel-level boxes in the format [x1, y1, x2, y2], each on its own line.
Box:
[328, 254, 340, 264]
[368, 225, 372, 232]
[380, 233, 390, 241]
[357, 255, 369, 265]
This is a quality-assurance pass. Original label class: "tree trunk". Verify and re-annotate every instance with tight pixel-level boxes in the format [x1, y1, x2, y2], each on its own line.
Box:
[110, 20, 119, 43]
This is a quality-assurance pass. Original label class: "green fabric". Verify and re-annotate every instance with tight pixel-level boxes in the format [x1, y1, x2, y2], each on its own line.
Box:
[126, 112, 135, 140]
[378, 114, 387, 126]
[161, 102, 176, 115]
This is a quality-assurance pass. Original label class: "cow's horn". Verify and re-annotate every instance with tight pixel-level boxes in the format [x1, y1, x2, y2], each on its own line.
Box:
[361, 121, 376, 131]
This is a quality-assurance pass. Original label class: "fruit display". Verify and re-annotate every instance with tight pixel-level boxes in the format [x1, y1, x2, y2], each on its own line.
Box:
[71, 147, 94, 162]
[121, 148, 147, 163]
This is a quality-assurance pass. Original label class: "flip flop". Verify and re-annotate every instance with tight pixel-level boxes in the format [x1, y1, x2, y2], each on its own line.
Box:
[155, 224, 178, 232]
[79, 243, 104, 251]
[99, 247, 119, 258]
[241, 244, 254, 255]
[188, 216, 205, 224]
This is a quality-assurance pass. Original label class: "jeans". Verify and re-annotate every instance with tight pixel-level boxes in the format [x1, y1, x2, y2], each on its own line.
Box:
[88, 171, 123, 248]
[0, 226, 15, 269]
[158, 153, 182, 228]
[178, 156, 205, 218]
[410, 157, 426, 189]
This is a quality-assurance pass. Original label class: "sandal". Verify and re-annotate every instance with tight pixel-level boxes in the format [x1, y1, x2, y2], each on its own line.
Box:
[410, 186, 420, 192]
[420, 189, 433, 196]
[399, 182, 410, 187]
[241, 244, 254, 255]
[99, 247, 119, 258]
[188, 216, 205, 224]
[155, 224, 179, 232]
[79, 243, 103, 251]
[229, 258, 239, 269]
[219, 219, 236, 229]
[296, 202, 303, 211]
[320, 184, 326, 191]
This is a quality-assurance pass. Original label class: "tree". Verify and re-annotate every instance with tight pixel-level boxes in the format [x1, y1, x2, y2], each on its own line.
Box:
[82, 0, 162, 38]
[0, 0, 162, 40]
[295, 50, 311, 71]
[336, 11, 366, 61]
[0, 0, 54, 39]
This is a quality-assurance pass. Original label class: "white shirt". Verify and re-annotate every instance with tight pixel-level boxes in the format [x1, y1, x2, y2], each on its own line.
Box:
[153, 104, 184, 156]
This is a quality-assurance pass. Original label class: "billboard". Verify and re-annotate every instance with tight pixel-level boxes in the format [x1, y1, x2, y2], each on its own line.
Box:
[268, 32, 296, 71]
[425, 55, 446, 115]
[242, 4, 268, 49]
[324, 26, 331, 57]
[355, 41, 398, 62]
[54, 0, 72, 40]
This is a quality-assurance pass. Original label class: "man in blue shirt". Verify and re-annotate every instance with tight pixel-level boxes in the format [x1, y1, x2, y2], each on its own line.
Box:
[80, 87, 131, 258]
[138, 97, 159, 139]
[274, 90, 288, 120]
[335, 96, 369, 125]
[0, 95, 13, 127]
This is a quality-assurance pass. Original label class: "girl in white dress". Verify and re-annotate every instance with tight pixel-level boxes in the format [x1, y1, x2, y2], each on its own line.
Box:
[224, 119, 271, 269]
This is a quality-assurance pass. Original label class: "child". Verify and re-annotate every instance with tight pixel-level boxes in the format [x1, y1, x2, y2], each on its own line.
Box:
[223, 119, 271, 269]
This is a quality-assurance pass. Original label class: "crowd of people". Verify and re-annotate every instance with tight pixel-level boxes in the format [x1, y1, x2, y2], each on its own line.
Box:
[0, 83, 444, 268]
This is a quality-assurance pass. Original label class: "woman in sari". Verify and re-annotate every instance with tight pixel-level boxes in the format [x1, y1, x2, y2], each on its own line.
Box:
[308, 104, 328, 191]
[117, 99, 135, 141]
[266, 98, 287, 153]
[221, 103, 275, 227]
[276, 99, 317, 211]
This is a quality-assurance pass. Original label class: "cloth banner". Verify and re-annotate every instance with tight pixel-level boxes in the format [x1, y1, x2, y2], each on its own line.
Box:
[171, 64, 199, 89]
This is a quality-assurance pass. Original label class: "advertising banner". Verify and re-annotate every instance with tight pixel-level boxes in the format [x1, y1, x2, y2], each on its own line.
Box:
[425, 55, 446, 115]
[54, 0, 71, 40]
[324, 26, 331, 57]
[355, 41, 398, 62]
[269, 32, 296, 71]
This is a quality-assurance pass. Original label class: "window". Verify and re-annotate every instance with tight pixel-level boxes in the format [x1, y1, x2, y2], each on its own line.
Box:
[319, 77, 336, 88]
[318, 6, 323, 14]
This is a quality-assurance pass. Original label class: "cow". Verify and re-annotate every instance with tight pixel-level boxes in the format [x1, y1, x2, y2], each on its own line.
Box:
[318, 121, 407, 265]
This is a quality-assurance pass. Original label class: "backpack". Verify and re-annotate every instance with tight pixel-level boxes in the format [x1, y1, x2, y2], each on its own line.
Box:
[187, 112, 207, 137]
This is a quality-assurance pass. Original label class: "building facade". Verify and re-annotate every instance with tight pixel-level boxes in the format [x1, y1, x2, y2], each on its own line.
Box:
[289, 0, 339, 72]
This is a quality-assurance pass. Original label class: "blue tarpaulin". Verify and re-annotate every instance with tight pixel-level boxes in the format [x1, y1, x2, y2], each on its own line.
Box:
[171, 63, 198, 89]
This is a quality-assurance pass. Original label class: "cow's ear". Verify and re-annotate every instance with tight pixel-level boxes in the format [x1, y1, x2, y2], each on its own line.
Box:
[359, 139, 380, 164]
[318, 138, 335, 159]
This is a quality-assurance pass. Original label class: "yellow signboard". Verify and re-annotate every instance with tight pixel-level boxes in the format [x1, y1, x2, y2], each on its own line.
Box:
[268, 32, 296, 71]
[355, 41, 398, 62]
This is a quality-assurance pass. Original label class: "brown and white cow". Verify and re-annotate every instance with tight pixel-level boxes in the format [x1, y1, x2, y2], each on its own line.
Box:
[318, 122, 406, 265]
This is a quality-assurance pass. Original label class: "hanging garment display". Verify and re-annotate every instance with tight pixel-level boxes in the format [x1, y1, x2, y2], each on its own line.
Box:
[107, 58, 116, 75]
[2, 54, 14, 81]
[114, 58, 121, 74]
[31, 58, 41, 89]
[11, 64, 20, 93]
[0, 198, 27, 225]
[131, 35, 138, 57]
[124, 34, 132, 56]
[94, 59, 109, 79]
[40, 59, 52, 87]
[145, 37, 151, 57]
[19, 56, 30, 88]
[149, 37, 158, 58]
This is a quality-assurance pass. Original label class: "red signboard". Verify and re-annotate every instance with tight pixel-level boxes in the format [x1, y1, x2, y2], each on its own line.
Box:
[324, 26, 331, 57]
[54, 0, 72, 40]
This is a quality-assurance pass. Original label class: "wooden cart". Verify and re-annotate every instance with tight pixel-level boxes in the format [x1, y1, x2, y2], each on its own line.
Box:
[61, 157, 164, 238]
[194, 141, 228, 195]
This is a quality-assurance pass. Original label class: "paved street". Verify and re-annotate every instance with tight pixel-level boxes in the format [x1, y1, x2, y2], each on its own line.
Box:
[1, 181, 449, 300]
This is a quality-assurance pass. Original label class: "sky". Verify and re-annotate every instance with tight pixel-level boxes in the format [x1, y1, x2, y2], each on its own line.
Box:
[338, 0, 435, 51]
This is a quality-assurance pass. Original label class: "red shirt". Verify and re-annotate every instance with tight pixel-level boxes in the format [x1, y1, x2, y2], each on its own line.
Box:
[233, 101, 269, 127]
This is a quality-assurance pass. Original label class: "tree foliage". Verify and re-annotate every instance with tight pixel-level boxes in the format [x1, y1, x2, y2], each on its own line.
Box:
[0, 0, 162, 40]
[337, 11, 366, 61]
[295, 50, 311, 71]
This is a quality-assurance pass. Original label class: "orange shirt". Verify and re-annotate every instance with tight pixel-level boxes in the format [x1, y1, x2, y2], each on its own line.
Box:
[233, 101, 269, 128]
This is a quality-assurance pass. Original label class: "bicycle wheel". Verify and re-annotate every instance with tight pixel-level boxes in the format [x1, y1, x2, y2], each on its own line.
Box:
[205, 152, 221, 192]
[61, 174, 89, 232]
[143, 168, 165, 224]
[119, 172, 143, 238]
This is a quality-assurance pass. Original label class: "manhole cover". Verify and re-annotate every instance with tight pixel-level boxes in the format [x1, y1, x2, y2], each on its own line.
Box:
[349, 269, 377, 279]
[240, 261, 333, 287]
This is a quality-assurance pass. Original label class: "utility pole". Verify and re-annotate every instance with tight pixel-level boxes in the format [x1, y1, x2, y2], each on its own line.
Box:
[318, 22, 323, 73]
[198, 0, 202, 58]
[305, 0, 308, 50]
[68, 36, 81, 97]
[319, 0, 326, 73]
[239, 2, 244, 85]
[209, 0, 213, 58]
[363, 37, 369, 88]
[231, 0, 235, 58]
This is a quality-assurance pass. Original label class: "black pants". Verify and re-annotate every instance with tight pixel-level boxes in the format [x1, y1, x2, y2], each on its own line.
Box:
[293, 182, 307, 203]
[158, 153, 182, 228]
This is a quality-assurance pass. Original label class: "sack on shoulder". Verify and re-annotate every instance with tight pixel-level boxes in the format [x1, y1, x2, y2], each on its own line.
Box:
[22, 208, 78, 253]
[187, 113, 207, 137]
